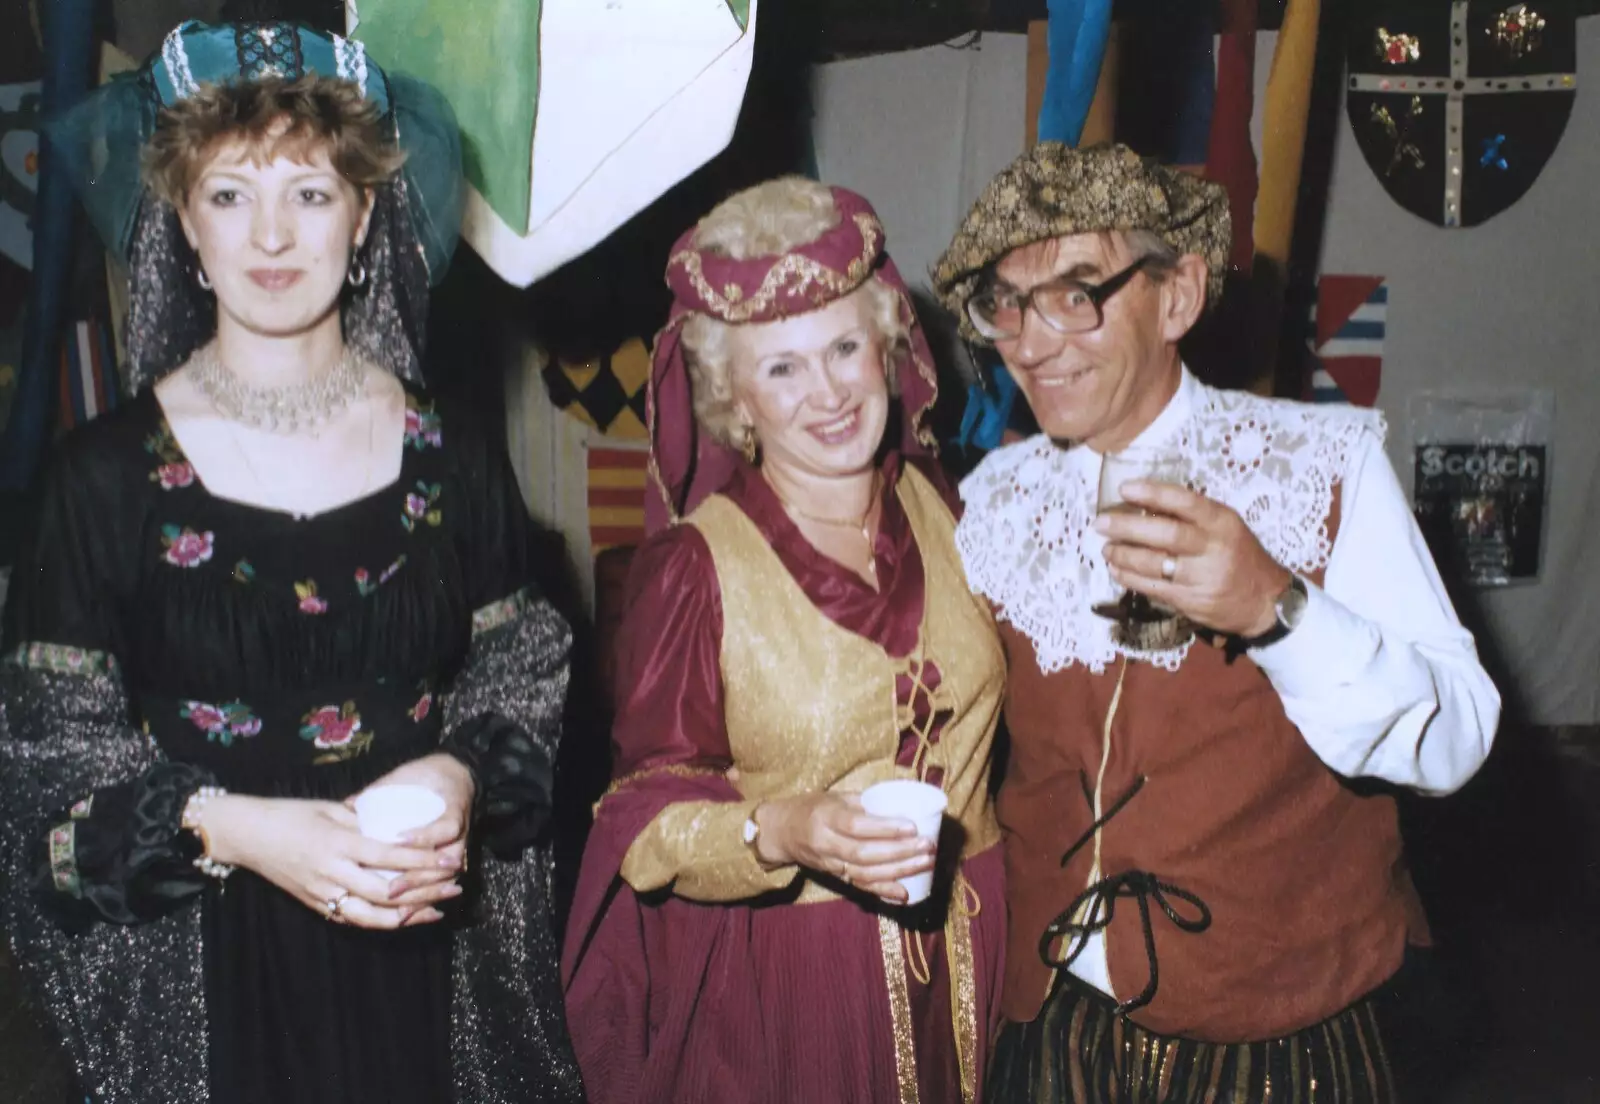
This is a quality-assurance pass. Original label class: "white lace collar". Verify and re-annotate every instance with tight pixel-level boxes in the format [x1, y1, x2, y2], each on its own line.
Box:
[955, 369, 1385, 675]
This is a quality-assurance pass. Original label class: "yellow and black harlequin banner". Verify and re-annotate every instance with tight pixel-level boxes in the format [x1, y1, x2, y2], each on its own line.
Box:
[542, 337, 650, 440]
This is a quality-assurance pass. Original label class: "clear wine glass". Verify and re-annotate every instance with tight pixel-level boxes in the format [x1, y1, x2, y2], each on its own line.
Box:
[1091, 445, 1191, 629]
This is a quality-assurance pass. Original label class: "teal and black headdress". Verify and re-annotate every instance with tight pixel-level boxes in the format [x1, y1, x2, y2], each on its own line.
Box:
[49, 20, 464, 387]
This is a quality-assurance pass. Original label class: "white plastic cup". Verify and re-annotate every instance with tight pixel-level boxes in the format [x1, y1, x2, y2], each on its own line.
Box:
[860, 779, 948, 905]
[353, 784, 447, 880]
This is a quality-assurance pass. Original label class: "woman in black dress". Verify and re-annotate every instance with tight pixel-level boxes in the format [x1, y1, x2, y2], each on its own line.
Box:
[0, 20, 584, 1104]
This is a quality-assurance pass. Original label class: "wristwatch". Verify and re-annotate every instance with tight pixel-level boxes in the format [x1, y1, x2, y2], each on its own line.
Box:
[742, 811, 763, 855]
[1238, 575, 1308, 650]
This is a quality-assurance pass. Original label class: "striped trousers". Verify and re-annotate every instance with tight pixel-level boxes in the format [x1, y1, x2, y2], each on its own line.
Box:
[987, 972, 1408, 1103]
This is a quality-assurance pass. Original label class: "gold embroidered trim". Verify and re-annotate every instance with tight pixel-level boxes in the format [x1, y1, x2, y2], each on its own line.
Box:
[596, 763, 729, 811]
[470, 587, 536, 637]
[5, 642, 119, 677]
[668, 213, 882, 324]
[946, 873, 981, 1104]
[877, 913, 922, 1104]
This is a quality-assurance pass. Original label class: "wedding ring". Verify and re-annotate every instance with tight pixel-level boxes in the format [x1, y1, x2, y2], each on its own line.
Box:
[1161, 556, 1179, 581]
[324, 890, 351, 921]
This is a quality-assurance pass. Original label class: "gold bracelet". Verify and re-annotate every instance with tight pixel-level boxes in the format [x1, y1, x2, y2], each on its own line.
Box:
[181, 786, 236, 880]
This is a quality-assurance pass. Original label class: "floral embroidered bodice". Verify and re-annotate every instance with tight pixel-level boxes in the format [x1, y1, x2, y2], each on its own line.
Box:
[114, 387, 473, 786]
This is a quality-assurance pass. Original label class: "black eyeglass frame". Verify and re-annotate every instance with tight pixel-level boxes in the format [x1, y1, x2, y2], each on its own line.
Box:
[966, 255, 1154, 341]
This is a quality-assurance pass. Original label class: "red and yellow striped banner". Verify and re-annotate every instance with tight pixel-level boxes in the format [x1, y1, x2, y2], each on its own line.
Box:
[588, 446, 650, 554]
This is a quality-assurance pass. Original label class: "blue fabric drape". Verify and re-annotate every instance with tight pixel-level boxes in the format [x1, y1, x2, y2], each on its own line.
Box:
[0, 0, 95, 489]
[1037, 0, 1114, 146]
[955, 363, 1020, 452]
[1171, 20, 1218, 166]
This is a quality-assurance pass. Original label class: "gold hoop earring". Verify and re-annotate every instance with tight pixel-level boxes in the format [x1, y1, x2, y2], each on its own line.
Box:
[740, 424, 759, 465]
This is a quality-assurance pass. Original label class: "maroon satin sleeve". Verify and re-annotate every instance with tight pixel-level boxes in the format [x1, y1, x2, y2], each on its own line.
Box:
[609, 525, 731, 777]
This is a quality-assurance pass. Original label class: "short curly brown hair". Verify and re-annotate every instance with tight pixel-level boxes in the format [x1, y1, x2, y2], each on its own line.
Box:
[142, 74, 405, 207]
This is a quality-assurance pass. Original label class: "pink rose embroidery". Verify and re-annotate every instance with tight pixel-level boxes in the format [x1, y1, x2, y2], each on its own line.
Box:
[157, 462, 196, 490]
[401, 483, 443, 532]
[404, 404, 443, 449]
[180, 701, 262, 747]
[300, 703, 372, 763]
[182, 703, 226, 732]
[295, 580, 328, 614]
[161, 526, 215, 568]
[411, 692, 433, 723]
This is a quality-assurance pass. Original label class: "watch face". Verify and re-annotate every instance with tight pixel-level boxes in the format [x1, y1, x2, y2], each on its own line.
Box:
[742, 817, 759, 844]
[1279, 579, 1309, 630]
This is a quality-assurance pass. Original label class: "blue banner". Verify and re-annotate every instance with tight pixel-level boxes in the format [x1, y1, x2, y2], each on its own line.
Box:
[1037, 0, 1114, 147]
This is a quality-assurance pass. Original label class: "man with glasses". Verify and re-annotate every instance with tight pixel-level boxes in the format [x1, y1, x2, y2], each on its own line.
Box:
[932, 142, 1499, 1103]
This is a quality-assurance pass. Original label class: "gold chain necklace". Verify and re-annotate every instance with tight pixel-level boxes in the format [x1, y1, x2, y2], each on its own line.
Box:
[768, 471, 882, 580]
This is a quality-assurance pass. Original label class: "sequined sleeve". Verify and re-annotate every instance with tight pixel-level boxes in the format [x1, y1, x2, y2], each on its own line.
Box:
[440, 418, 570, 855]
[609, 526, 801, 902]
[433, 416, 587, 1101]
[1, 436, 214, 930]
[0, 432, 212, 1099]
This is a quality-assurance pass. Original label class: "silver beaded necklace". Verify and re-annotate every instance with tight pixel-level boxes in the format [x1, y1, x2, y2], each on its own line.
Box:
[190, 342, 367, 435]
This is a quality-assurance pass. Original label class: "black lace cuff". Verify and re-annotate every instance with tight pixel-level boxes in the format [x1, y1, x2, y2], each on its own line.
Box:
[442, 713, 554, 857]
[33, 760, 219, 932]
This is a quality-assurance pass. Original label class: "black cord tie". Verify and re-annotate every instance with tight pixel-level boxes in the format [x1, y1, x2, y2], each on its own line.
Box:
[1038, 775, 1212, 1016]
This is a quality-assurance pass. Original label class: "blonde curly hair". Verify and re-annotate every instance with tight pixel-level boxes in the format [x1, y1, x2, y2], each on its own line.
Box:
[680, 177, 909, 449]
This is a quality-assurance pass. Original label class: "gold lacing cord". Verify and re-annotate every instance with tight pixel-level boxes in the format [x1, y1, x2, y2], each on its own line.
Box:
[1042, 654, 1131, 1008]
[906, 930, 934, 985]
[1089, 656, 1131, 888]
[897, 652, 947, 785]
[902, 875, 983, 985]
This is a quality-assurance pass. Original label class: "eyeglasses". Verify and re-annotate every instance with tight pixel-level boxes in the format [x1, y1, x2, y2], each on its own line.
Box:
[966, 256, 1152, 341]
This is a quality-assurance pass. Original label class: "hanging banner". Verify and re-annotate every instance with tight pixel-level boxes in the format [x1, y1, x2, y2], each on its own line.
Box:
[587, 445, 649, 554]
[352, 0, 758, 287]
[1409, 389, 1552, 587]
[1305, 275, 1386, 407]
[1346, 2, 1577, 228]
[543, 337, 650, 439]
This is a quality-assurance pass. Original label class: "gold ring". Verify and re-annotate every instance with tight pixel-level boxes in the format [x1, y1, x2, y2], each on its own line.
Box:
[324, 890, 351, 921]
[1161, 556, 1179, 581]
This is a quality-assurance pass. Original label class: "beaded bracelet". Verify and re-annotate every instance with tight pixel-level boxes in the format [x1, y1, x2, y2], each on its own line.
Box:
[181, 785, 236, 880]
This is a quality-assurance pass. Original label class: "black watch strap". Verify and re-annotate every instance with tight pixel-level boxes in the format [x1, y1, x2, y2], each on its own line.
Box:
[1236, 576, 1307, 650]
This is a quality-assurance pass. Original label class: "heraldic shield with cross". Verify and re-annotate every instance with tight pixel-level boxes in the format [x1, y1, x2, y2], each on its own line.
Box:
[1347, 2, 1577, 228]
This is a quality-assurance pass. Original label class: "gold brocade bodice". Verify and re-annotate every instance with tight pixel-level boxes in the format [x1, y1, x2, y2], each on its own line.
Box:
[692, 466, 1004, 902]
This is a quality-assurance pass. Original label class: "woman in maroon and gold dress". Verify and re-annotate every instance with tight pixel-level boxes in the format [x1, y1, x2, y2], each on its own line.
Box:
[562, 178, 1007, 1103]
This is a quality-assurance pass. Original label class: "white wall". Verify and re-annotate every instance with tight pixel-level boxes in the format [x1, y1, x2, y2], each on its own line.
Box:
[1301, 21, 1600, 723]
[810, 34, 1029, 297]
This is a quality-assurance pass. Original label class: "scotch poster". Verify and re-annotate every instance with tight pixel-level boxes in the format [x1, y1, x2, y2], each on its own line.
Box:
[1413, 442, 1546, 587]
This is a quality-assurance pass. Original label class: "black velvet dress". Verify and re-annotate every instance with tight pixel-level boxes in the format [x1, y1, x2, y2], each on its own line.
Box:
[0, 384, 582, 1103]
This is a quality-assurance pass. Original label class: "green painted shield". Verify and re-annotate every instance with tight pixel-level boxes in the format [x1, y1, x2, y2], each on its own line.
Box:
[356, 0, 542, 235]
